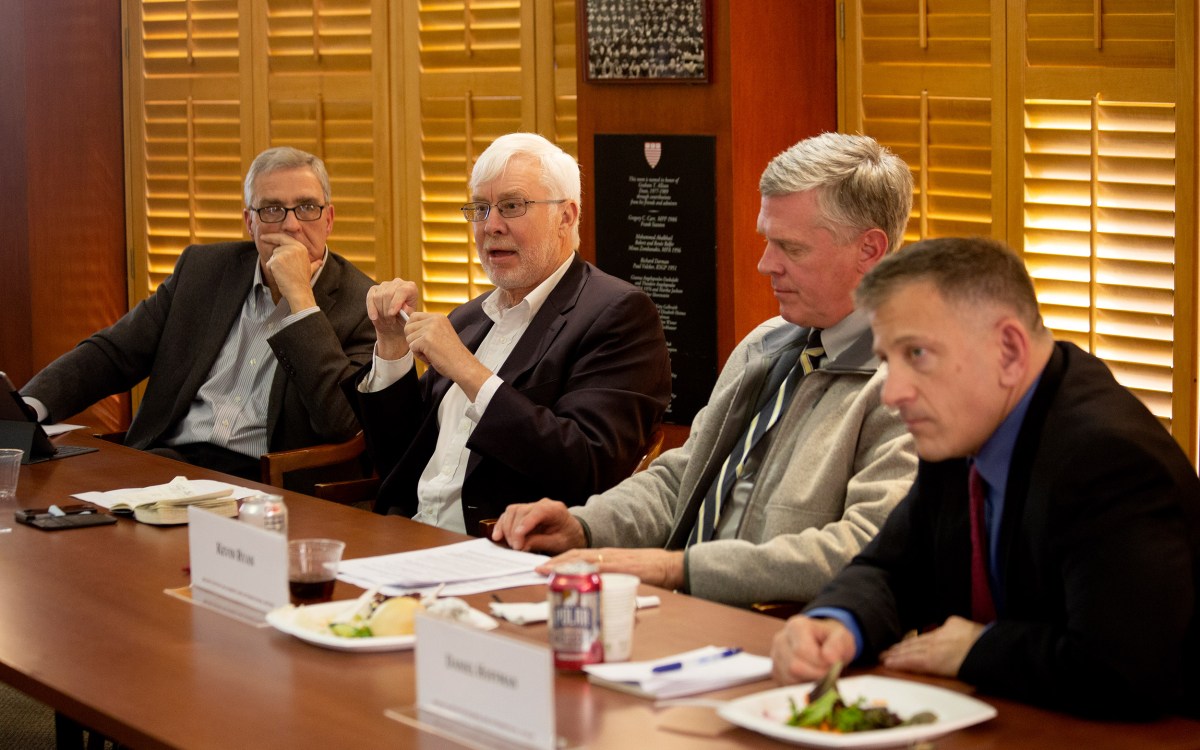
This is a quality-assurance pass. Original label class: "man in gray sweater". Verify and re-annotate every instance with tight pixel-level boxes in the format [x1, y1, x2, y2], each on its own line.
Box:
[493, 133, 918, 607]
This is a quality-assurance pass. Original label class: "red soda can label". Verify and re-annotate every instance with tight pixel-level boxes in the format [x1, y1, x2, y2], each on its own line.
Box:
[548, 561, 603, 670]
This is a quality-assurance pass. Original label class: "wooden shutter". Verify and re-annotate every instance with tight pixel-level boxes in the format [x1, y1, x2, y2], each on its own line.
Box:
[843, 0, 1002, 244]
[399, 1, 576, 315]
[127, 0, 248, 295]
[126, 0, 391, 298]
[1017, 0, 1188, 433]
[841, 0, 1196, 453]
[1023, 100, 1178, 425]
[261, 0, 391, 282]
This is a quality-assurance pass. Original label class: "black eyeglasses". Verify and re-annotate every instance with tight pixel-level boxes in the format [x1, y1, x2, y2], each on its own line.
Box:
[460, 198, 566, 222]
[250, 203, 326, 223]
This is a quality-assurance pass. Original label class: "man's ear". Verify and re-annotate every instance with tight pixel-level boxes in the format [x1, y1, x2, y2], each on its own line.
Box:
[560, 200, 579, 233]
[995, 317, 1031, 387]
[857, 227, 890, 272]
[243, 208, 254, 236]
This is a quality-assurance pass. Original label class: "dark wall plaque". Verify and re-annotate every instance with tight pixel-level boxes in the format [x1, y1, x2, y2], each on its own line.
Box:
[593, 134, 717, 425]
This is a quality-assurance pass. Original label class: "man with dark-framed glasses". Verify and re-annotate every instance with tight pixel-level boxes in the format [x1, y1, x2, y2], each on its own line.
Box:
[349, 132, 671, 533]
[20, 146, 376, 478]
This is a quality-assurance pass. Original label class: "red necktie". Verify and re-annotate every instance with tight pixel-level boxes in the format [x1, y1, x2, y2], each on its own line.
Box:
[968, 464, 997, 623]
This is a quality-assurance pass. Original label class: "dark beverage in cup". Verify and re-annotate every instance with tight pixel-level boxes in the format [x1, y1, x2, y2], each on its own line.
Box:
[287, 539, 345, 606]
[289, 575, 336, 605]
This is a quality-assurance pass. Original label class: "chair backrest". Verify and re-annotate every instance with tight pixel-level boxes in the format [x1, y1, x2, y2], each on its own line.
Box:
[633, 426, 665, 474]
[259, 431, 368, 490]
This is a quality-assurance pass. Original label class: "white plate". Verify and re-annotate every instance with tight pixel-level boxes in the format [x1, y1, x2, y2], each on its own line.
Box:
[266, 601, 416, 653]
[717, 675, 997, 748]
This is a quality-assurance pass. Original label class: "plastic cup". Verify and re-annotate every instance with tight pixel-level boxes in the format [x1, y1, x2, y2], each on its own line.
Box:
[600, 573, 640, 662]
[0, 449, 23, 500]
[288, 539, 345, 606]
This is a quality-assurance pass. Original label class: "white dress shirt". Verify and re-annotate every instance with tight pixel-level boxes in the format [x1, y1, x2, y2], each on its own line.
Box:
[359, 254, 574, 532]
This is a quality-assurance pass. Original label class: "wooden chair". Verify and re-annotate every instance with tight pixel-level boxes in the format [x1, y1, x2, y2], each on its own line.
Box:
[475, 425, 667, 538]
[633, 425, 666, 474]
[258, 431, 373, 503]
[750, 601, 803, 620]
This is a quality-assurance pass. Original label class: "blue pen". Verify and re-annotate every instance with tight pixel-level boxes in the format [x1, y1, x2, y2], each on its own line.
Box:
[651, 647, 743, 673]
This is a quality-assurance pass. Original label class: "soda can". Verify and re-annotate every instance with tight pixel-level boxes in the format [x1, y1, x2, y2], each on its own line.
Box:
[548, 560, 603, 669]
[239, 493, 288, 535]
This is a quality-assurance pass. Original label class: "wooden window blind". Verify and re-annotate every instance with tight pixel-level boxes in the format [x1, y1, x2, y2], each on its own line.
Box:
[128, 0, 577, 328]
[131, 1, 247, 292]
[840, 0, 1196, 454]
[1024, 99, 1178, 426]
[401, 1, 576, 315]
[847, 0, 1000, 244]
[127, 0, 391, 299]
[261, 0, 390, 281]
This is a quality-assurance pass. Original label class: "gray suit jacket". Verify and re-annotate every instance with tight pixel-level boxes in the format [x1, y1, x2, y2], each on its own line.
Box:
[24, 241, 376, 452]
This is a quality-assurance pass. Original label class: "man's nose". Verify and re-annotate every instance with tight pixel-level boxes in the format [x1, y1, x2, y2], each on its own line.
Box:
[756, 244, 779, 276]
[880, 363, 911, 408]
[482, 207, 508, 234]
[280, 210, 303, 231]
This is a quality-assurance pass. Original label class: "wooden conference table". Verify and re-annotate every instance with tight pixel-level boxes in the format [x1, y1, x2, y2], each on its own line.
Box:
[1, 434, 1198, 749]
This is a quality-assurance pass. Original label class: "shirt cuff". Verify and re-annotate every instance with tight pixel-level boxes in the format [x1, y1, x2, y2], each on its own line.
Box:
[358, 348, 415, 392]
[805, 607, 864, 661]
[464, 375, 503, 421]
[22, 396, 49, 423]
[280, 305, 320, 328]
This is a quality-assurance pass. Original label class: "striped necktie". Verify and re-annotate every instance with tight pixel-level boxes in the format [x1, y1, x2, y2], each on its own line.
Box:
[688, 331, 825, 545]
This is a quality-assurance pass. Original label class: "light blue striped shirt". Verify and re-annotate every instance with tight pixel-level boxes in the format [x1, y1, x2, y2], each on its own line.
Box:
[163, 251, 326, 457]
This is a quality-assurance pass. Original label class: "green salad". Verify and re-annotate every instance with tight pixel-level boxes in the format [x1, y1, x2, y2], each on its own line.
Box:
[785, 663, 936, 733]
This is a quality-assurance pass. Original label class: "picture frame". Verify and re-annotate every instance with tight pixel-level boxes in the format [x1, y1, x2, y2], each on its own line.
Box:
[579, 0, 712, 84]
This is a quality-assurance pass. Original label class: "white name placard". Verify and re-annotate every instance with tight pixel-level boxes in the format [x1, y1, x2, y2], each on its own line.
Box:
[187, 506, 287, 616]
[414, 613, 555, 750]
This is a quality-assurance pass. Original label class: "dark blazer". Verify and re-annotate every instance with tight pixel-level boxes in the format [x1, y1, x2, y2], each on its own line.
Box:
[349, 255, 672, 532]
[24, 241, 377, 452]
[807, 342, 1200, 718]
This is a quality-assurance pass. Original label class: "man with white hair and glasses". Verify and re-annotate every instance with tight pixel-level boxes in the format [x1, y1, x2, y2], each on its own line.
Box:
[21, 146, 376, 478]
[350, 132, 672, 533]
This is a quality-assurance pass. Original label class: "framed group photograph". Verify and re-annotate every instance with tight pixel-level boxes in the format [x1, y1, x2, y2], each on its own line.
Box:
[580, 0, 711, 83]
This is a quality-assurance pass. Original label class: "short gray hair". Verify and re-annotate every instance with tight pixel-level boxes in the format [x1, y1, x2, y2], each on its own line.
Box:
[856, 236, 1045, 332]
[243, 147, 331, 207]
[759, 133, 913, 253]
[470, 133, 582, 248]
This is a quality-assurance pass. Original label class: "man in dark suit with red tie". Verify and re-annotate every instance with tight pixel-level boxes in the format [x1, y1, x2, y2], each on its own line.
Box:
[771, 236, 1200, 718]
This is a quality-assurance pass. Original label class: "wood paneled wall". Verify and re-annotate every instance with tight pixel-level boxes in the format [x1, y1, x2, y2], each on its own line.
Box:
[0, 0, 128, 431]
[575, 0, 837, 446]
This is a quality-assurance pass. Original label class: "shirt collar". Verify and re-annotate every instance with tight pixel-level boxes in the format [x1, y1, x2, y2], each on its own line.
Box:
[481, 252, 574, 323]
[816, 308, 870, 363]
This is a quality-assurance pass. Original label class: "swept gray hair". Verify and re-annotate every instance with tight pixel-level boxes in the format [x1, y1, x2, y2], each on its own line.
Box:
[759, 132, 913, 253]
[243, 146, 332, 207]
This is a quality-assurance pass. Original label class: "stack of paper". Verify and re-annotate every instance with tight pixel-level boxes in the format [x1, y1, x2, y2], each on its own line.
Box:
[337, 538, 549, 597]
[584, 646, 772, 699]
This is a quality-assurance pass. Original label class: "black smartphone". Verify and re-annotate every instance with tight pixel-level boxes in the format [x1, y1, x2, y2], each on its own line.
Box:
[15, 507, 117, 530]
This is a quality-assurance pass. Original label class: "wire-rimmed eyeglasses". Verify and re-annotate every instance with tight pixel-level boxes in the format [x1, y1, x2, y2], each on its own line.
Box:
[460, 198, 566, 222]
[250, 203, 327, 223]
